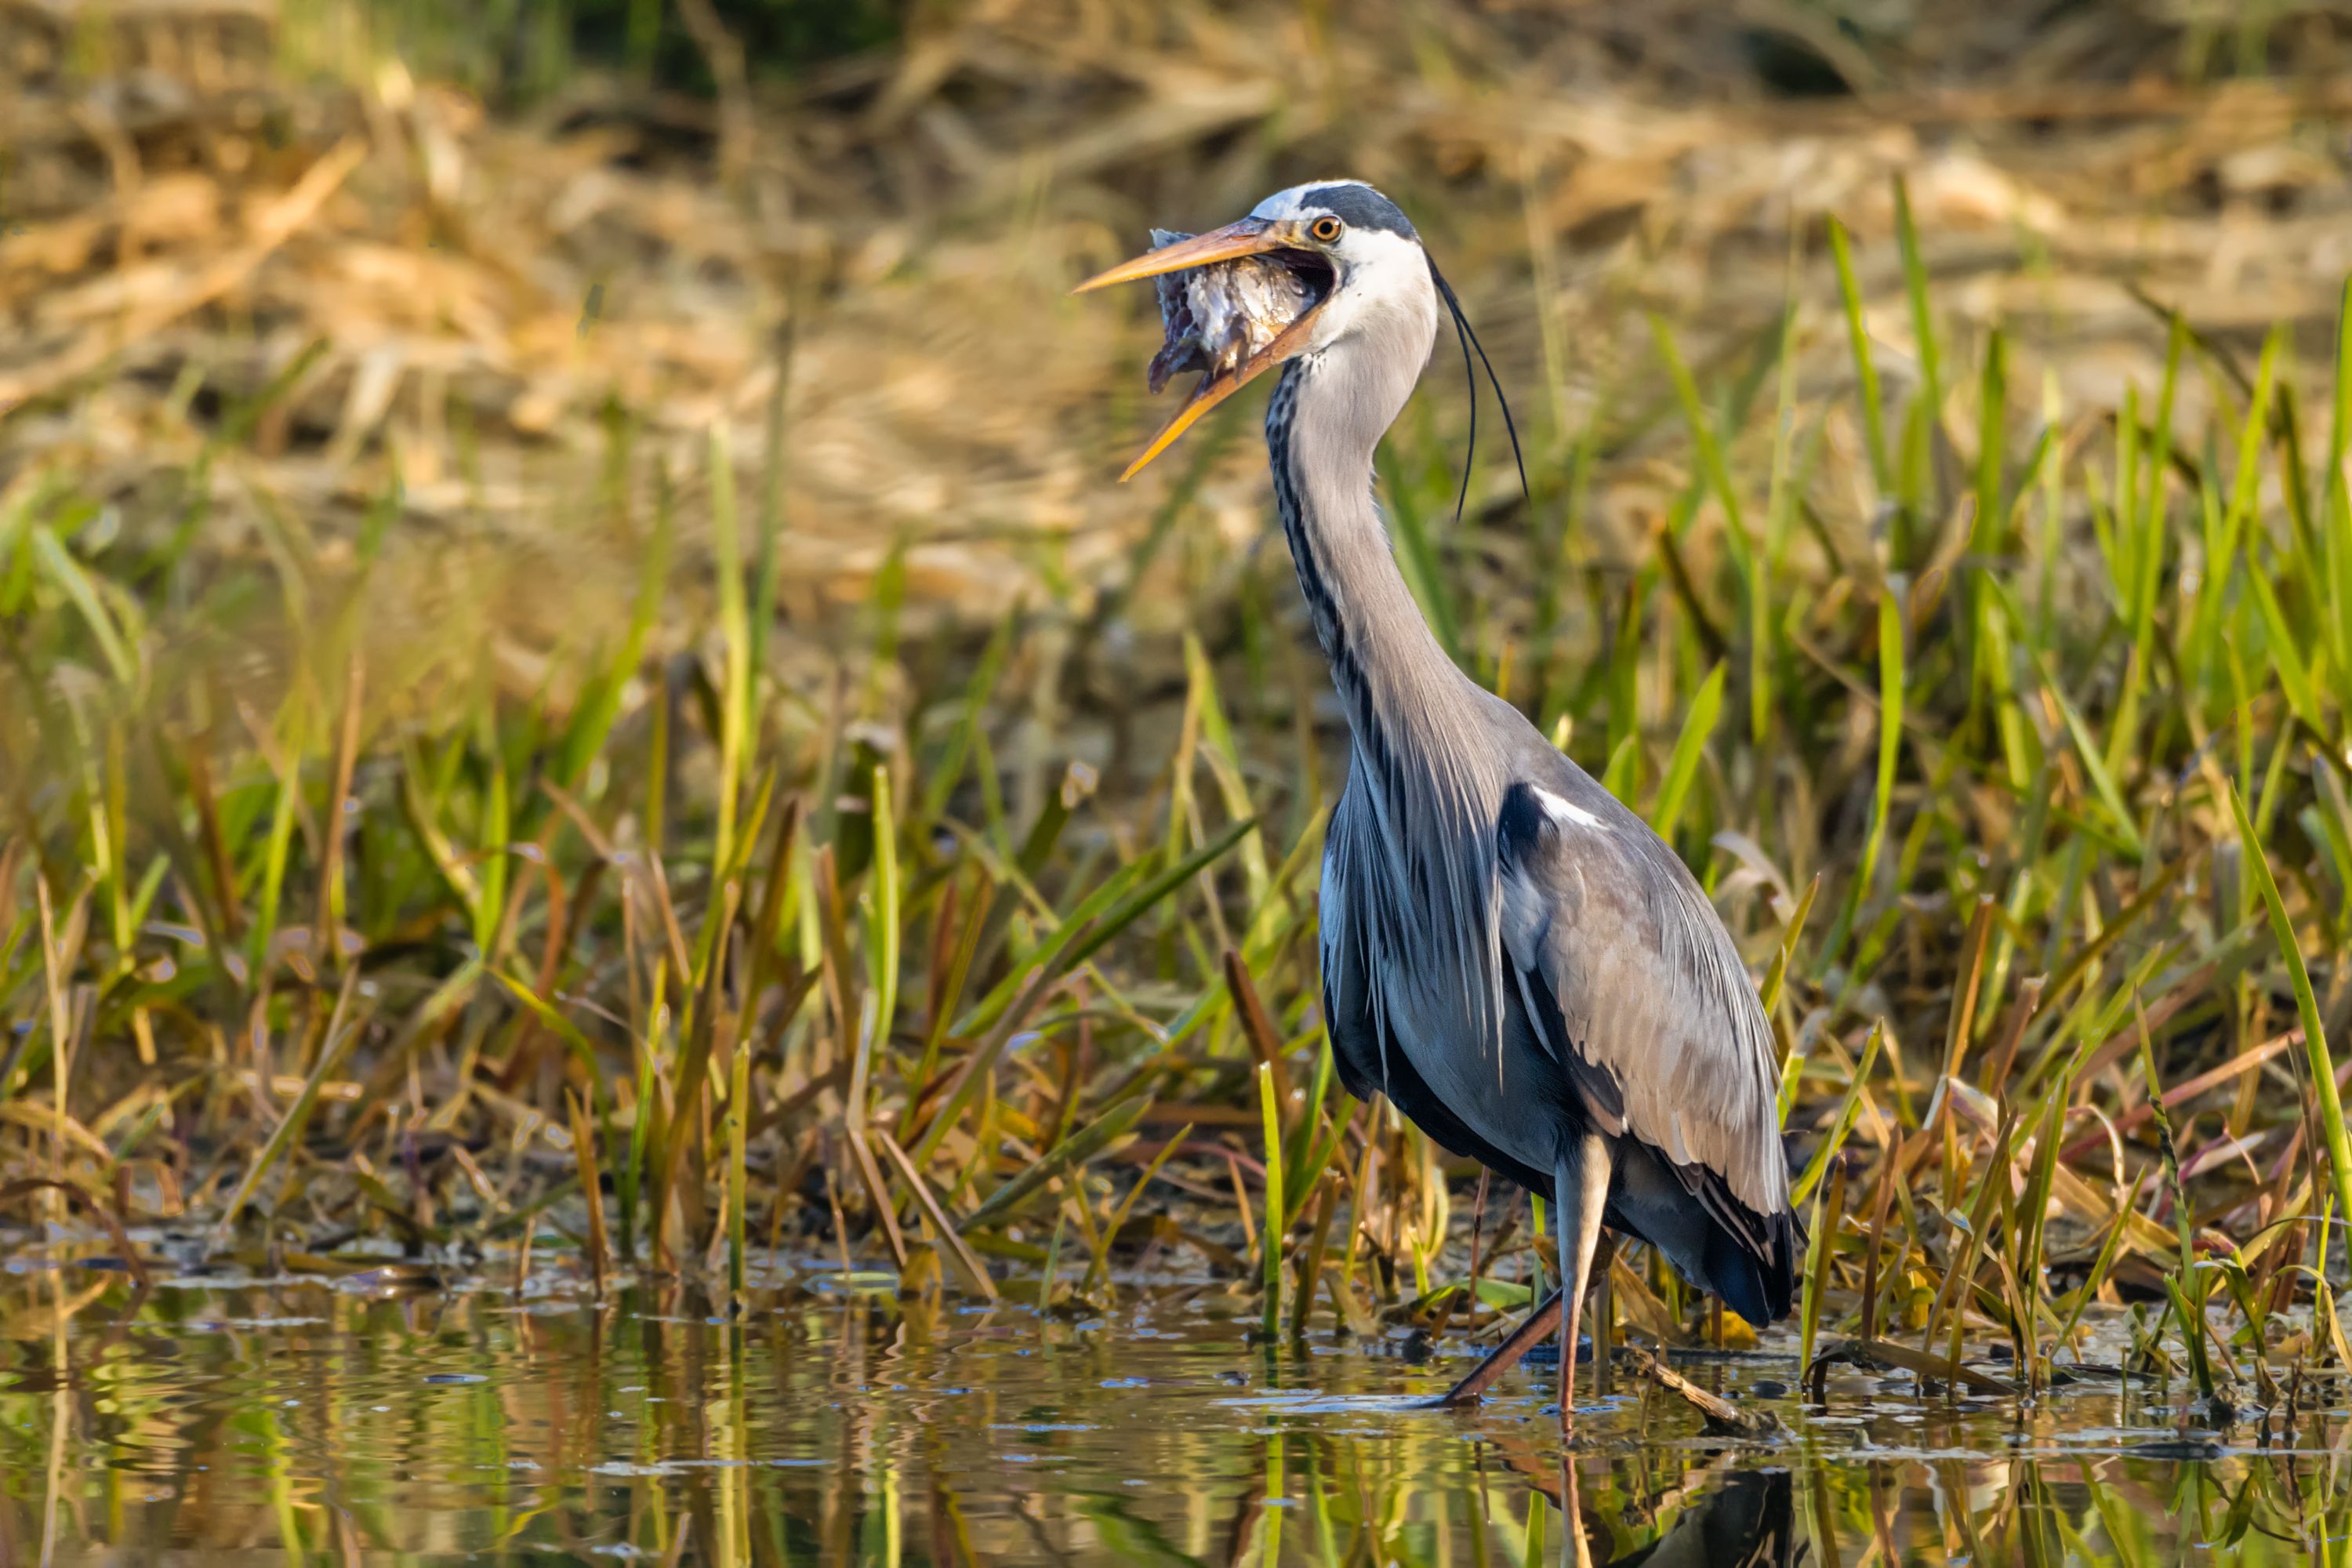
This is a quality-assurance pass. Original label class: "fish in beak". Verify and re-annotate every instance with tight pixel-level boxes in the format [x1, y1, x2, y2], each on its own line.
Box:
[1074, 219, 1334, 479]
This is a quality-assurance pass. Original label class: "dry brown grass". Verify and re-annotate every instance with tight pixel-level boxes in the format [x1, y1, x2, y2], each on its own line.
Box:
[9, 0, 2352, 649]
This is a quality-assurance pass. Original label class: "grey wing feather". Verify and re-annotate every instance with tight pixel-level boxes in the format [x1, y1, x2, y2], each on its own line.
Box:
[1495, 764, 1788, 1220]
[1317, 783, 1385, 1102]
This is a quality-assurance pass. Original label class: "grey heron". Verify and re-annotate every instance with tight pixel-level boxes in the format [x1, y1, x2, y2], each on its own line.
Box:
[1077, 180, 1801, 1428]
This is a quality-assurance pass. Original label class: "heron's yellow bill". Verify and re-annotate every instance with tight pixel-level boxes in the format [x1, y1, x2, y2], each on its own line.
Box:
[1075, 218, 1329, 481]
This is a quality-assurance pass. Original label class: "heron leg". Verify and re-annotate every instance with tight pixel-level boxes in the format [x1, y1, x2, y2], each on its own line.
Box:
[1555, 1133, 1611, 1433]
[1432, 1288, 1563, 1407]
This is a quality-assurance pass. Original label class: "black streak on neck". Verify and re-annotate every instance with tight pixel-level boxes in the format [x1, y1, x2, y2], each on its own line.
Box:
[1269, 360, 1396, 788]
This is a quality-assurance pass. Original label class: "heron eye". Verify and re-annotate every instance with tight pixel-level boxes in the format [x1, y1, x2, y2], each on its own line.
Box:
[1309, 216, 1344, 243]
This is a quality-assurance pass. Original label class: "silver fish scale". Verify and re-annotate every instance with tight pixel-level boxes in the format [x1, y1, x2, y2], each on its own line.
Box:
[1145, 228, 1312, 394]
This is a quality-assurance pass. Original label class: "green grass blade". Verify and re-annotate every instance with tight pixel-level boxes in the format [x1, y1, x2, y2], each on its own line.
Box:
[2243, 568, 2322, 731]
[1825, 589, 1904, 966]
[866, 762, 901, 1068]
[1650, 661, 1723, 844]
[1650, 315, 1759, 589]
[709, 423, 750, 872]
[1828, 215, 1891, 495]
[959, 1094, 1149, 1235]
[1893, 175, 1942, 424]
[2228, 777, 2352, 1225]
[29, 526, 136, 686]
[1258, 1061, 1284, 1338]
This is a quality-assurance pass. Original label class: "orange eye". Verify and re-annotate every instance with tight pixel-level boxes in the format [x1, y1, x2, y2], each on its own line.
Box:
[1309, 216, 1343, 242]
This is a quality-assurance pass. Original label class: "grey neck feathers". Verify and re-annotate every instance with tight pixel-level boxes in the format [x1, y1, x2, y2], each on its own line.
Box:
[1268, 347, 1512, 1069]
[1268, 354, 1482, 766]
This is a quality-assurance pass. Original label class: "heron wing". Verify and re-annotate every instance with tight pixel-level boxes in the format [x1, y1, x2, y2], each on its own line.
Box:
[1493, 768, 1789, 1225]
[1316, 731, 1589, 1187]
[1319, 779, 1565, 1194]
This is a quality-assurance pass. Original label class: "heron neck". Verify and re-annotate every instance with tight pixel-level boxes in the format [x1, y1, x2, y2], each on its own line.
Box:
[1268, 354, 1470, 743]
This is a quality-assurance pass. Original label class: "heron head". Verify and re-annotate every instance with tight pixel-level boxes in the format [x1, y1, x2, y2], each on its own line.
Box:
[1076, 180, 1438, 478]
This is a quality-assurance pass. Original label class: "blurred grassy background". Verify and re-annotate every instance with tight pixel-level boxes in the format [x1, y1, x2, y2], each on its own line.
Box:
[11, 0, 2352, 814]
[4, 0, 2352, 1398]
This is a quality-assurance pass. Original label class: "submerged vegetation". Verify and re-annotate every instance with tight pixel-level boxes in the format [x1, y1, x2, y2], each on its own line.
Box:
[6, 0, 2352, 1559]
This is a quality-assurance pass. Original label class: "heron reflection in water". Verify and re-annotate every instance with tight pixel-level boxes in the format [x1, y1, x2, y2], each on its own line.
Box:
[1584, 1470, 1797, 1568]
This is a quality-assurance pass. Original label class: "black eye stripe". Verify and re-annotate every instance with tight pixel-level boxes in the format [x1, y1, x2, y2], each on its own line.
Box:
[1298, 183, 1417, 238]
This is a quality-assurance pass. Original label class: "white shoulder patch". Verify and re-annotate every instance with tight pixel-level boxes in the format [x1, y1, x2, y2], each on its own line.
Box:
[1532, 786, 1607, 832]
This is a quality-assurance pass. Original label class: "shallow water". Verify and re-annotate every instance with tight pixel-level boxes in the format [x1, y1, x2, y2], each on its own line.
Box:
[2, 1255, 2347, 1565]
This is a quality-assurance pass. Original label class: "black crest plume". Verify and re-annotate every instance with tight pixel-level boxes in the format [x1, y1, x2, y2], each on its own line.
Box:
[1428, 257, 1529, 527]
